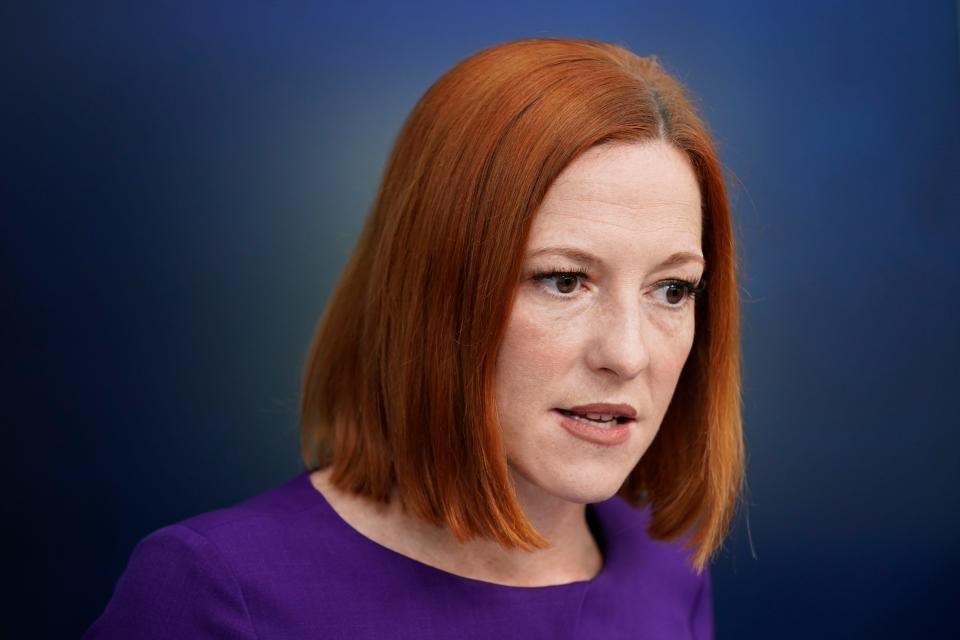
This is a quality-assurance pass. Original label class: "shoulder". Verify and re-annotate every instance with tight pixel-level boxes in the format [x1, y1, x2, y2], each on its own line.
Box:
[150, 470, 360, 594]
[85, 471, 330, 639]
[83, 522, 258, 639]
[591, 495, 711, 605]
[173, 471, 326, 553]
[584, 495, 714, 638]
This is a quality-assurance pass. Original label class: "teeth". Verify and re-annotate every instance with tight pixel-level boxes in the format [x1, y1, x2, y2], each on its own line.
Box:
[568, 412, 617, 428]
[585, 413, 615, 421]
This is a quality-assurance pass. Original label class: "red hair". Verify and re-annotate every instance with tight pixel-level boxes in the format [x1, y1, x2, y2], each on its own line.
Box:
[300, 37, 744, 572]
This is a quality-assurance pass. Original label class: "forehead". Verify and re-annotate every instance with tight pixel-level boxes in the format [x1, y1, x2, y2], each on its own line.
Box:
[529, 140, 702, 249]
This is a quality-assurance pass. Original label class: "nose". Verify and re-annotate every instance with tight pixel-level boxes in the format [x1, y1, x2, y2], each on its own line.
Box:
[584, 294, 650, 380]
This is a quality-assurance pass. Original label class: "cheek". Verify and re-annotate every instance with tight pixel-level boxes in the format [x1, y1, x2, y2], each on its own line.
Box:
[666, 315, 696, 365]
[494, 307, 579, 413]
[651, 314, 697, 397]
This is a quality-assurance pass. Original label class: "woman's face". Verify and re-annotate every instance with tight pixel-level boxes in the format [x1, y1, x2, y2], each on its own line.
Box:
[494, 140, 703, 505]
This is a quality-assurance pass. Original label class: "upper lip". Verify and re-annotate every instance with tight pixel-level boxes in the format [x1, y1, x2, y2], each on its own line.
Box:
[561, 403, 638, 419]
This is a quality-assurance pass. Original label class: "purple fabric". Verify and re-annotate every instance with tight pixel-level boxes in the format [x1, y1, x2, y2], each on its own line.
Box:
[85, 470, 713, 639]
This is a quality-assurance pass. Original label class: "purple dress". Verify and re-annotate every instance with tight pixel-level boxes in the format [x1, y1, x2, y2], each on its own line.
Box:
[84, 470, 713, 639]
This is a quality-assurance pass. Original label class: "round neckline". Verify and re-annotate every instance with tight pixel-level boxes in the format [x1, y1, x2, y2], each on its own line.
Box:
[298, 469, 608, 591]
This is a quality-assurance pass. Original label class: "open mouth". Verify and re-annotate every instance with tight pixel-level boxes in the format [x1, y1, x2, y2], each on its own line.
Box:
[556, 408, 631, 427]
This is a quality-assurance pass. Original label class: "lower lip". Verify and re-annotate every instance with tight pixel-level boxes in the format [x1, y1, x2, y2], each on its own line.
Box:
[553, 409, 633, 446]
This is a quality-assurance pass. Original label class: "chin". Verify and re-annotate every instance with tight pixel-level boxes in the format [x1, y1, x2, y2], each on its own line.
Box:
[509, 461, 631, 505]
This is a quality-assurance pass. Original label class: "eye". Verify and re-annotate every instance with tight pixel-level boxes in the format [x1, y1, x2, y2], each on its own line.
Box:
[654, 277, 706, 309]
[662, 282, 688, 305]
[530, 268, 588, 298]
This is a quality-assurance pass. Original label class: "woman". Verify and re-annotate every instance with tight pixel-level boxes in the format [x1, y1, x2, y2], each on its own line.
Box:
[85, 37, 743, 639]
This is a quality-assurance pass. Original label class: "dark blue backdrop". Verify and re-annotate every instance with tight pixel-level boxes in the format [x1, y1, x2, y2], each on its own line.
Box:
[5, 2, 958, 638]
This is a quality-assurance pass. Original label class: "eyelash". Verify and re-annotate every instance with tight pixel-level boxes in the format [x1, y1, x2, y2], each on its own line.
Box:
[530, 266, 706, 309]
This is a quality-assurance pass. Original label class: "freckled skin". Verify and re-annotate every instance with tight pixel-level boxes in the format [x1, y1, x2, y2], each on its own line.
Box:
[310, 139, 706, 586]
[495, 139, 703, 506]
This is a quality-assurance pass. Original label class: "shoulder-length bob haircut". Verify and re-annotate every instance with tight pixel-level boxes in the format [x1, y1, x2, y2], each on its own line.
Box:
[301, 37, 743, 572]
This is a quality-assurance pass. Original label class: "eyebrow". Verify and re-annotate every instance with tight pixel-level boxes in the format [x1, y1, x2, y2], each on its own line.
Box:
[527, 245, 705, 269]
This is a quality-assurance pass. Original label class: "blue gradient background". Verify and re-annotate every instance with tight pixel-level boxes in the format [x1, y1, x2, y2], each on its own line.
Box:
[5, 2, 959, 638]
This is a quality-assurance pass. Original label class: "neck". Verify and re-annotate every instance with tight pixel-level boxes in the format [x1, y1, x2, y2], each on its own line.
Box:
[389, 467, 603, 587]
[311, 467, 602, 587]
